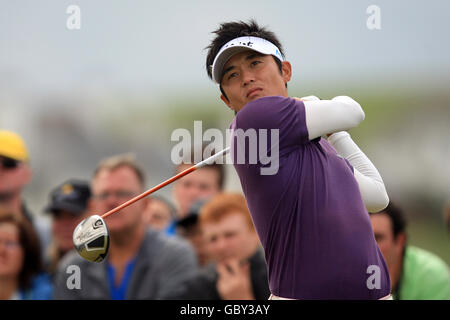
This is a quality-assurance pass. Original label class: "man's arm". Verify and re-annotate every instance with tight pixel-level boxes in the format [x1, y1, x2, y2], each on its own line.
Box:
[301, 96, 365, 140]
[298, 95, 388, 212]
[328, 131, 389, 213]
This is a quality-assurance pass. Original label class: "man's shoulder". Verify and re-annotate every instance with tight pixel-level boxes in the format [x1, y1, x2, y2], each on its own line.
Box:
[142, 229, 195, 259]
[145, 229, 192, 248]
[183, 263, 217, 283]
[235, 96, 300, 127]
[56, 249, 97, 274]
[401, 246, 450, 299]
[405, 246, 450, 273]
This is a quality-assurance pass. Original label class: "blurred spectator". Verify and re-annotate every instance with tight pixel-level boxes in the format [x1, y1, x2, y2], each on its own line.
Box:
[0, 211, 52, 299]
[370, 202, 450, 300]
[164, 150, 225, 269]
[0, 129, 51, 262]
[142, 195, 176, 231]
[166, 153, 224, 236]
[53, 154, 198, 299]
[176, 199, 210, 266]
[43, 179, 90, 274]
[172, 193, 270, 300]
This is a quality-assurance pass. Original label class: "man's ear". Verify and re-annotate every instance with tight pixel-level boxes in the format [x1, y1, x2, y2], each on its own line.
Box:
[394, 232, 407, 253]
[140, 196, 150, 210]
[220, 94, 234, 111]
[87, 198, 96, 216]
[281, 61, 292, 84]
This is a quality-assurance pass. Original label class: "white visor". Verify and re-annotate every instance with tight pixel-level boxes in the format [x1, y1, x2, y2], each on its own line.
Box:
[211, 36, 284, 84]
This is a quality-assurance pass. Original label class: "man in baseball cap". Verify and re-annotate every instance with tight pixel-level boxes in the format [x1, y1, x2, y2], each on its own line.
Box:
[0, 130, 31, 212]
[0, 129, 52, 266]
[44, 179, 91, 273]
[0, 129, 29, 162]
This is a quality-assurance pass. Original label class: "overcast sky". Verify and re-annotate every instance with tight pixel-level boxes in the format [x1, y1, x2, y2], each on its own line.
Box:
[1, 0, 449, 96]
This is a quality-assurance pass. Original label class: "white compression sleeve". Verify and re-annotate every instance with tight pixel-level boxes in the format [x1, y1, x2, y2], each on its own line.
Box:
[327, 131, 389, 212]
[302, 96, 365, 140]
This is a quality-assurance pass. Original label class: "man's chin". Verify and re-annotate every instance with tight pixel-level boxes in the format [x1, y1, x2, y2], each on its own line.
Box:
[248, 94, 265, 102]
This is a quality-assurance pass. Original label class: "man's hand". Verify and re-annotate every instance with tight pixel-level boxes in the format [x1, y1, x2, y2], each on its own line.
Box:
[216, 259, 254, 300]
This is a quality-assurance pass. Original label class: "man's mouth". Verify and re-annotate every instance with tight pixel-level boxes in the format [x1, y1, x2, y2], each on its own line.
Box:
[246, 88, 263, 98]
[0, 192, 15, 203]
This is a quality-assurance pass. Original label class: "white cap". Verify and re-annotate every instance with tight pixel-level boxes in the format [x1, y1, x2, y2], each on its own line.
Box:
[211, 36, 284, 84]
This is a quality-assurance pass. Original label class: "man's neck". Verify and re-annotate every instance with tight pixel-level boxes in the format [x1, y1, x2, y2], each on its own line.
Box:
[109, 225, 145, 267]
[108, 226, 146, 286]
[0, 193, 22, 215]
[0, 277, 19, 300]
[390, 254, 405, 292]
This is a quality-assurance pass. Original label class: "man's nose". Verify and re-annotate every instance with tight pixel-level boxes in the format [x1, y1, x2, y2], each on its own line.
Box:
[241, 69, 255, 87]
[103, 195, 122, 209]
[215, 237, 228, 253]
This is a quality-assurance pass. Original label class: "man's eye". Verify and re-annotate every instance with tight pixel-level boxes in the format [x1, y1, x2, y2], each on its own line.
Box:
[251, 60, 261, 67]
[228, 72, 238, 80]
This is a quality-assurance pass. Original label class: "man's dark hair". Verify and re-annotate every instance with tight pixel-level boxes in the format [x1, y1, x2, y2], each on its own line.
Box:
[206, 19, 285, 79]
[205, 20, 286, 100]
[370, 202, 408, 238]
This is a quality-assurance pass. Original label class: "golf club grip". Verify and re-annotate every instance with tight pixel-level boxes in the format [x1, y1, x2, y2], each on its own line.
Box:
[100, 147, 230, 219]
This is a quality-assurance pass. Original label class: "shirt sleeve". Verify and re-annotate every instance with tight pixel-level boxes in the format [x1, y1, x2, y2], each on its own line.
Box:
[328, 131, 389, 213]
[235, 96, 310, 152]
[303, 96, 365, 140]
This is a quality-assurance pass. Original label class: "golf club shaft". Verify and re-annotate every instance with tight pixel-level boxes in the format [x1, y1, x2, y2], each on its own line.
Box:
[101, 147, 230, 220]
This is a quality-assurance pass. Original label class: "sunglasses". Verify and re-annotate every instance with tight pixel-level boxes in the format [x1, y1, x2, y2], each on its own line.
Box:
[0, 157, 21, 170]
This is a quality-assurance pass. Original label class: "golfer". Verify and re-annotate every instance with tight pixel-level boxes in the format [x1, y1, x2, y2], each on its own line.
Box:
[206, 20, 391, 299]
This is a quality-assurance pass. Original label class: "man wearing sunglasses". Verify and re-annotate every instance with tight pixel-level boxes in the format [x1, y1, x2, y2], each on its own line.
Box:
[0, 131, 30, 210]
[0, 129, 51, 263]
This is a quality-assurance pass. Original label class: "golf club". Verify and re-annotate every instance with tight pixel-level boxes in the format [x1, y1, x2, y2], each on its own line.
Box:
[73, 147, 230, 262]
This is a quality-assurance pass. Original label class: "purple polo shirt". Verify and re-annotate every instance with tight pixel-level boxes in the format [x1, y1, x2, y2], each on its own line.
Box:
[230, 96, 390, 299]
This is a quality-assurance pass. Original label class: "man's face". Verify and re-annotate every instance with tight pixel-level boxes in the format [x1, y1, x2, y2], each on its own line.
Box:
[90, 166, 146, 237]
[177, 223, 210, 266]
[0, 156, 31, 209]
[202, 212, 259, 263]
[173, 165, 221, 218]
[52, 210, 84, 253]
[219, 50, 292, 112]
[370, 213, 405, 269]
[143, 199, 172, 231]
